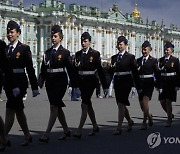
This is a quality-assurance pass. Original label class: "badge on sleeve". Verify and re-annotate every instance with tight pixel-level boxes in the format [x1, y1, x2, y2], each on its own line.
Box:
[16, 52, 20, 58]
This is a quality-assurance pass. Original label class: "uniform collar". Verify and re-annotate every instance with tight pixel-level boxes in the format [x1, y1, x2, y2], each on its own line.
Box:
[118, 50, 125, 56]
[53, 43, 61, 51]
[165, 55, 171, 60]
[9, 40, 19, 50]
[142, 55, 149, 61]
[82, 47, 90, 53]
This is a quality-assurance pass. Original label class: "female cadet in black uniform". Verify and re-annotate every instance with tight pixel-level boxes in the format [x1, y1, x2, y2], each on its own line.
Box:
[158, 42, 180, 127]
[137, 41, 160, 130]
[4, 20, 39, 146]
[110, 36, 141, 135]
[73, 32, 108, 138]
[0, 40, 20, 151]
[39, 25, 74, 142]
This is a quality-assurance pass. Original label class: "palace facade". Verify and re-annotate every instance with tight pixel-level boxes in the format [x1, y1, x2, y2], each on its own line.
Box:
[0, 0, 180, 74]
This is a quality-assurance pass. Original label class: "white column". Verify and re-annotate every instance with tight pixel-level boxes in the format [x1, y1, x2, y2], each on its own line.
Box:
[94, 28, 98, 50]
[63, 25, 67, 49]
[131, 31, 136, 55]
[109, 31, 112, 57]
[97, 27, 102, 53]
[113, 31, 116, 55]
[151, 38, 155, 57]
[20, 18, 25, 43]
[106, 30, 110, 58]
[71, 24, 74, 53]
[74, 27, 77, 53]
[161, 37, 164, 57]
[78, 25, 81, 50]
[40, 24, 44, 53]
[67, 26, 71, 50]
[0, 16, 2, 37]
[157, 38, 160, 58]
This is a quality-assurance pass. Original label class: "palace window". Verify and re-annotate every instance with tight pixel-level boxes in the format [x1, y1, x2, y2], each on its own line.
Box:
[74, 28, 77, 35]
[33, 25, 36, 32]
[102, 31, 105, 37]
[33, 44, 36, 54]
[27, 25, 31, 33]
[47, 25, 51, 33]
[27, 41, 31, 46]
[93, 30, 95, 36]
[102, 44, 105, 57]
[47, 38, 51, 49]
[2, 20, 5, 29]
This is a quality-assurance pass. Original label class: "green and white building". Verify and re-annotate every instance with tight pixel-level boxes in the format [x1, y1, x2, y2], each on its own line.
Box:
[0, 0, 180, 74]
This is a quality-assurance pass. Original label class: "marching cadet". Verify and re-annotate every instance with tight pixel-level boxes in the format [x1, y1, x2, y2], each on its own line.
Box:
[4, 20, 39, 146]
[110, 36, 141, 135]
[39, 25, 74, 142]
[137, 41, 160, 130]
[0, 40, 20, 152]
[73, 32, 108, 138]
[158, 41, 180, 127]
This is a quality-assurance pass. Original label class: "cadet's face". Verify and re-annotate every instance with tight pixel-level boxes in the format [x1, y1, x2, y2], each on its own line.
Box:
[117, 42, 126, 52]
[164, 47, 173, 56]
[81, 39, 90, 50]
[51, 32, 62, 45]
[142, 47, 151, 57]
[7, 29, 20, 44]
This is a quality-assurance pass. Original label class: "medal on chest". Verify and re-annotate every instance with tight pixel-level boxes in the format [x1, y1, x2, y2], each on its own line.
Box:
[171, 62, 174, 67]
[89, 56, 93, 62]
[58, 54, 62, 61]
[16, 52, 20, 58]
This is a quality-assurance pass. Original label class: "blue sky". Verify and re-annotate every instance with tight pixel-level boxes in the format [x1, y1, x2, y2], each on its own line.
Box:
[18, 0, 180, 28]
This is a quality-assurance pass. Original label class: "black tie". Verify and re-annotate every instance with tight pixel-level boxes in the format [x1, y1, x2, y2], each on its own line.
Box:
[142, 58, 146, 66]
[50, 49, 56, 65]
[165, 59, 168, 63]
[117, 54, 122, 62]
[8, 46, 13, 57]
[82, 52, 87, 65]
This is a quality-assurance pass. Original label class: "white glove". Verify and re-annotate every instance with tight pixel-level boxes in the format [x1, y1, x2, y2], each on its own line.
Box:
[32, 90, 40, 97]
[157, 89, 163, 94]
[103, 89, 109, 97]
[175, 87, 180, 91]
[130, 87, 136, 98]
[12, 87, 20, 97]
[68, 87, 72, 96]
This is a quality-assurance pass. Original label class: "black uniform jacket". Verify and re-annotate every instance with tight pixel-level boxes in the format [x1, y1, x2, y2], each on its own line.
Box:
[110, 51, 140, 90]
[40, 45, 75, 87]
[0, 46, 17, 89]
[158, 55, 180, 88]
[5, 41, 38, 91]
[74, 47, 108, 89]
[137, 55, 160, 89]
